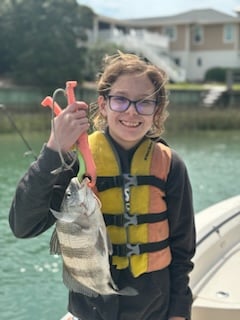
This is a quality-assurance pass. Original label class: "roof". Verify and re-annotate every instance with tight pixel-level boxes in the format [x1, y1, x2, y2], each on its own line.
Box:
[97, 8, 240, 27]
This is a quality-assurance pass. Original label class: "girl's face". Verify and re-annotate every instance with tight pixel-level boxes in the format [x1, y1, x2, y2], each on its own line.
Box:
[98, 73, 157, 150]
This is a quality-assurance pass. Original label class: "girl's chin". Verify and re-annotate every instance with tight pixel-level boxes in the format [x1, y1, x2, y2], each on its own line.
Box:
[114, 133, 142, 147]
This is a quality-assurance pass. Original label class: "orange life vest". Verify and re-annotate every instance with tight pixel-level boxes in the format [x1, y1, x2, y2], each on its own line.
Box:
[89, 131, 172, 277]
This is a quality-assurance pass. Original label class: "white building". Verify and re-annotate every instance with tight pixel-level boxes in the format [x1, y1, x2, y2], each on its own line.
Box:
[90, 8, 240, 82]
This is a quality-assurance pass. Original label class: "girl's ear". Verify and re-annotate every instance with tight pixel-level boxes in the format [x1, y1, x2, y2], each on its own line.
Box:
[98, 96, 107, 116]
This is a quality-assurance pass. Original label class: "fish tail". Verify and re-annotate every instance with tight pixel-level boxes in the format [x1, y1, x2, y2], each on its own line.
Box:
[104, 279, 138, 297]
[118, 286, 138, 296]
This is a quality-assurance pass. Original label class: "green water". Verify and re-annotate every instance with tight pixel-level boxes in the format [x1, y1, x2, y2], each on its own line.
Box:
[0, 130, 239, 320]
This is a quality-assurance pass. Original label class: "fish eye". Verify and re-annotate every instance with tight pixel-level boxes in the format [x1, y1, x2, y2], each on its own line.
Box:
[66, 191, 71, 199]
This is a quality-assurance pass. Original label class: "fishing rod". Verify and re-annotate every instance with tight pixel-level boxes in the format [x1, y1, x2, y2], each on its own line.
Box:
[0, 104, 37, 160]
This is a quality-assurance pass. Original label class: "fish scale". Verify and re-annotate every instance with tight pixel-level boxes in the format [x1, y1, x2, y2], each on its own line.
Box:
[50, 176, 137, 297]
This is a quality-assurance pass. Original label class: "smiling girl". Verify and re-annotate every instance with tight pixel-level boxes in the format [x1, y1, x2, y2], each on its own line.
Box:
[9, 51, 195, 320]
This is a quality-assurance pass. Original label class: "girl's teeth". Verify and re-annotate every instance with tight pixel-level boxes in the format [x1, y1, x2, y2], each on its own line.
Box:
[121, 121, 139, 127]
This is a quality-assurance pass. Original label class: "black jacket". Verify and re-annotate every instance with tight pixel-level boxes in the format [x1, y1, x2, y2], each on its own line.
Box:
[9, 137, 196, 320]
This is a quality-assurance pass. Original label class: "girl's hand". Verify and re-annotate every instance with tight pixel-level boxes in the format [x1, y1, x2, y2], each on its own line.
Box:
[47, 101, 89, 152]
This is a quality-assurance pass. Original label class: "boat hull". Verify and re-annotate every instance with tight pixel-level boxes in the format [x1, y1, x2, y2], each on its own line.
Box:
[60, 195, 240, 320]
[191, 195, 240, 320]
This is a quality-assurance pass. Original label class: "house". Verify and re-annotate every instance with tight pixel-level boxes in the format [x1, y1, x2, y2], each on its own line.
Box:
[90, 8, 240, 82]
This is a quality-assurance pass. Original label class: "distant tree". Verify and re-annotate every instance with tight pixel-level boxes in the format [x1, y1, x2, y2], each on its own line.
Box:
[0, 0, 14, 74]
[0, 0, 94, 87]
[83, 42, 125, 81]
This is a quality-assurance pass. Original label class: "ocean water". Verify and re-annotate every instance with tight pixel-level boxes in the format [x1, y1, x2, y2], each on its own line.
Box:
[0, 130, 239, 320]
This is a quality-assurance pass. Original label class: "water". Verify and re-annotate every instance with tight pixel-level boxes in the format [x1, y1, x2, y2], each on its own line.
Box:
[0, 130, 239, 320]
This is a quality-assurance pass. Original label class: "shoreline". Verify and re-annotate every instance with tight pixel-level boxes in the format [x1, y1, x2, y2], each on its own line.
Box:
[1, 109, 239, 134]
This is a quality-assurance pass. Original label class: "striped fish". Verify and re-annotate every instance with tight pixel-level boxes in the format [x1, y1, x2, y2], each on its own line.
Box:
[50, 177, 136, 297]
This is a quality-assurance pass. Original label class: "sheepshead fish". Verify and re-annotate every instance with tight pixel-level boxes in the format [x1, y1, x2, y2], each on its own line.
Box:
[50, 177, 136, 297]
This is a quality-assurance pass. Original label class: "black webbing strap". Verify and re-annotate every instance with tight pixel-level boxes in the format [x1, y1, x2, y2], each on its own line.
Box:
[103, 211, 167, 227]
[96, 174, 166, 192]
[112, 239, 169, 257]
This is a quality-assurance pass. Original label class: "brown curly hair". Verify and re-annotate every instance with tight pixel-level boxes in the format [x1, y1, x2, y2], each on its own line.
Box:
[90, 51, 169, 138]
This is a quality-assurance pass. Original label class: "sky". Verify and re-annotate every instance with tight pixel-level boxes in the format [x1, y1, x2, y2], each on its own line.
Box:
[77, 0, 240, 19]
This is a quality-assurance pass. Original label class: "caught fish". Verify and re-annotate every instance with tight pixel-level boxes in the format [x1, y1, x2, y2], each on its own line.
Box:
[50, 177, 137, 297]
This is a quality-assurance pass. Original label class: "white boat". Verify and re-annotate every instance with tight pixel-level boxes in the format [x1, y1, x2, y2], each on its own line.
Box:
[191, 195, 240, 320]
[61, 195, 240, 320]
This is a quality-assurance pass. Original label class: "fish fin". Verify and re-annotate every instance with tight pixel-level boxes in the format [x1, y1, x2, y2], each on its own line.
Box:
[49, 228, 61, 255]
[62, 263, 99, 297]
[106, 232, 113, 255]
[50, 208, 76, 223]
[95, 227, 107, 256]
[50, 208, 63, 219]
[95, 227, 112, 256]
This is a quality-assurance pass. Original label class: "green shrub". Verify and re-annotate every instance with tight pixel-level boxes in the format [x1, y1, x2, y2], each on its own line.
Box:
[204, 67, 227, 82]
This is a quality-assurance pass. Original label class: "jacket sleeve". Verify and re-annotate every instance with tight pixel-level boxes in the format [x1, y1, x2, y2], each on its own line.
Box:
[9, 144, 79, 238]
[166, 150, 196, 320]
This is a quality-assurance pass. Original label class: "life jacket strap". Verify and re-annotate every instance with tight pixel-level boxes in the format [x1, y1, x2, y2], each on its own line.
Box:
[112, 239, 169, 257]
[96, 174, 166, 192]
[103, 211, 167, 227]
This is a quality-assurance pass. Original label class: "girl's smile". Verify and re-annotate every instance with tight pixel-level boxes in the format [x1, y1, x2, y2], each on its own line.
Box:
[119, 120, 142, 127]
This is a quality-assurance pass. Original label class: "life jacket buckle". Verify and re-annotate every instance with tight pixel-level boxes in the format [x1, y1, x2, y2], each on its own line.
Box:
[126, 243, 140, 257]
[122, 173, 137, 187]
[124, 213, 138, 227]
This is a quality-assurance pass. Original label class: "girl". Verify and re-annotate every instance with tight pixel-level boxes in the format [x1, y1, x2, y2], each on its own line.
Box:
[9, 51, 195, 320]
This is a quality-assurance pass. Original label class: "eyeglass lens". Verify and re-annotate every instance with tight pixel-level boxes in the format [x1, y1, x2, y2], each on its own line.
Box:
[108, 96, 156, 115]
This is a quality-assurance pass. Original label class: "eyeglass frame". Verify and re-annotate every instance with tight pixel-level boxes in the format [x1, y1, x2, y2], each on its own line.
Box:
[106, 95, 158, 116]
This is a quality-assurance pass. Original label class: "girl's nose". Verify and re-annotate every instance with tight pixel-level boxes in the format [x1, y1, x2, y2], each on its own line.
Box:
[126, 102, 138, 115]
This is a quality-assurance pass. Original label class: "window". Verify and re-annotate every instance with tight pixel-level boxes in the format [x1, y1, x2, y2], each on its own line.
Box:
[174, 57, 181, 66]
[197, 58, 202, 67]
[192, 25, 203, 44]
[224, 24, 234, 43]
[163, 26, 177, 41]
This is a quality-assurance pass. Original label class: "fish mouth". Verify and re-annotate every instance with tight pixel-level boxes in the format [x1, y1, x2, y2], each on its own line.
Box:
[120, 120, 142, 127]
